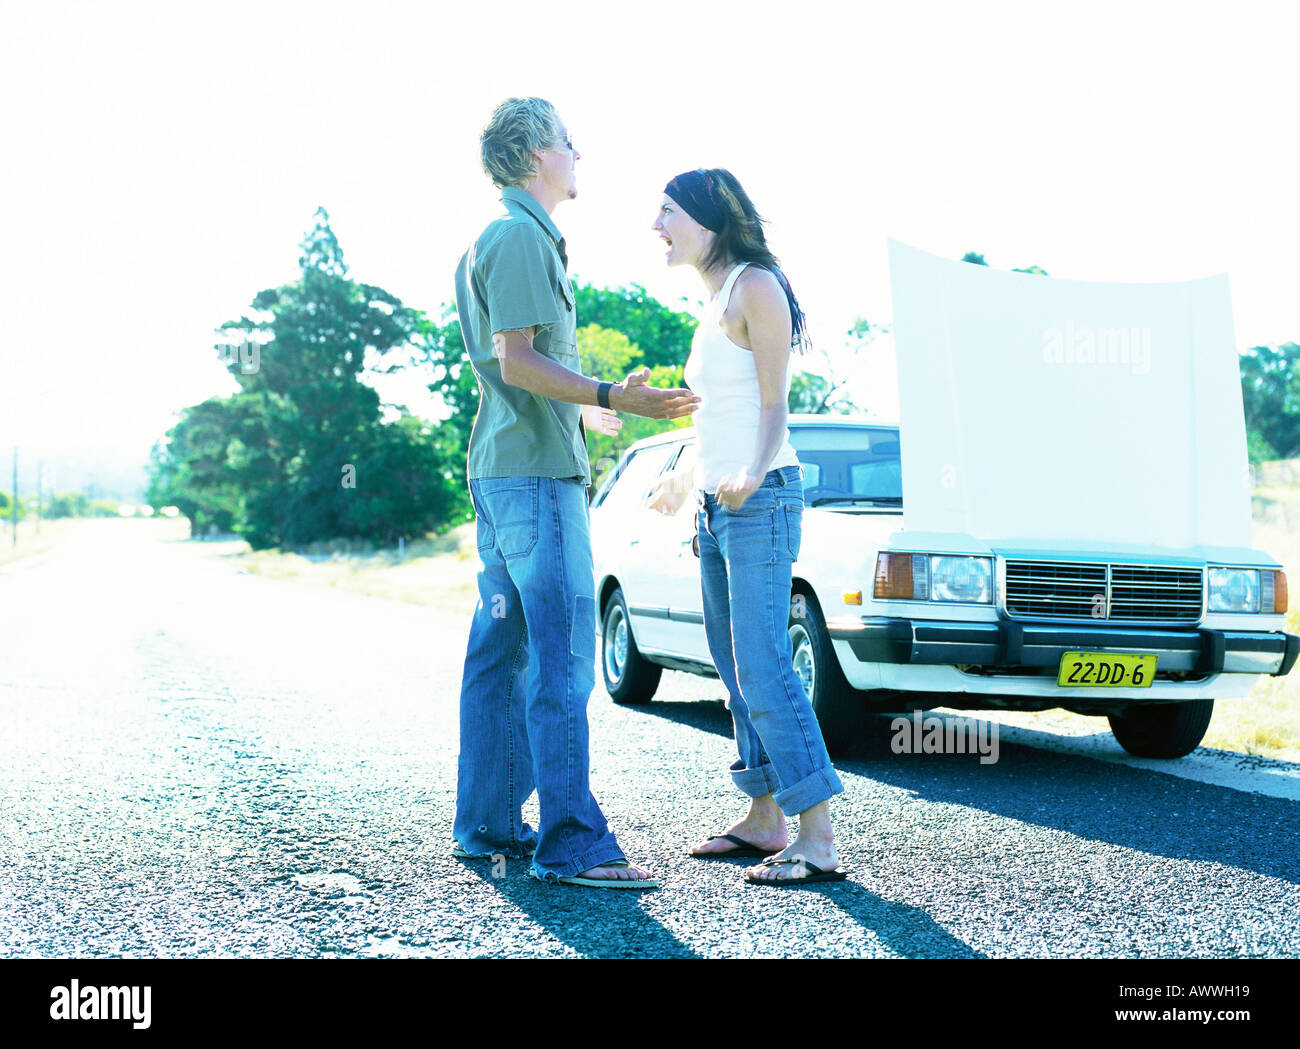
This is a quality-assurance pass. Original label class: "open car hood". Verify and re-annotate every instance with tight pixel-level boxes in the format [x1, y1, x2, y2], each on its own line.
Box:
[887, 239, 1252, 552]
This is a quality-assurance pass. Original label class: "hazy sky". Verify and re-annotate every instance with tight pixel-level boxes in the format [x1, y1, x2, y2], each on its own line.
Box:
[3, 0, 1297, 491]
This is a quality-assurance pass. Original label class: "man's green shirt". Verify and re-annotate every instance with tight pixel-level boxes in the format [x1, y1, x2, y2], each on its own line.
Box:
[454, 187, 589, 485]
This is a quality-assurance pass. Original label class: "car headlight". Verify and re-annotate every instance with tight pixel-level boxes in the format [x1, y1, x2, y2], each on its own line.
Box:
[1209, 567, 1289, 613]
[930, 556, 993, 603]
[1208, 568, 1259, 612]
[874, 553, 993, 604]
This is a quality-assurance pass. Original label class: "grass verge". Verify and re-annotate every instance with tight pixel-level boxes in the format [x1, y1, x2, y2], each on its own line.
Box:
[217, 523, 481, 615]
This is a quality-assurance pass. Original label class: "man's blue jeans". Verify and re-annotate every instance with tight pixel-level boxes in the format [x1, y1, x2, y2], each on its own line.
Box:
[453, 476, 624, 879]
[697, 466, 844, 815]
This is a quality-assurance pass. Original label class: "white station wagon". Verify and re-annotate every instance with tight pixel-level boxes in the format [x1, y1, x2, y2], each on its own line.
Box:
[588, 242, 1298, 760]
[589, 416, 1296, 758]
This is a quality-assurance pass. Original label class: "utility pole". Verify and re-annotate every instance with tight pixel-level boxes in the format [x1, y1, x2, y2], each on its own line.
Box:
[10, 447, 16, 547]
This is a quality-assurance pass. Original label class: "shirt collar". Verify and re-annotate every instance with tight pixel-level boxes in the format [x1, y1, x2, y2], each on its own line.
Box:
[501, 186, 567, 269]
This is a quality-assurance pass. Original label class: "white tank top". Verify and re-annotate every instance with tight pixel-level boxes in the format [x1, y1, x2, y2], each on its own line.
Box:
[682, 262, 800, 492]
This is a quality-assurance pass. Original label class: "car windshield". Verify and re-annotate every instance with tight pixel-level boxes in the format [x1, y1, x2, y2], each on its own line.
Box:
[788, 426, 902, 508]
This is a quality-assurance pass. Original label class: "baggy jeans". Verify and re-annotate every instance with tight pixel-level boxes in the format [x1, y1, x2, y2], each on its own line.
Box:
[453, 475, 624, 879]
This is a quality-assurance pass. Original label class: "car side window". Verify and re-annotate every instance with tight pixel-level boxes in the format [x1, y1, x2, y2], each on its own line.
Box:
[669, 441, 696, 478]
[593, 442, 680, 512]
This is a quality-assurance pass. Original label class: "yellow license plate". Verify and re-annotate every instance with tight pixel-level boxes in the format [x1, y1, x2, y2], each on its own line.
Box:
[1057, 651, 1157, 688]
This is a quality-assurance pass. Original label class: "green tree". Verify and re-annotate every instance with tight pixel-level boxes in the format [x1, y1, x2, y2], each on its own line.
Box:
[221, 208, 471, 545]
[149, 397, 248, 535]
[146, 397, 246, 536]
[576, 324, 689, 486]
[414, 313, 480, 456]
[1240, 342, 1300, 461]
[45, 491, 91, 519]
[572, 281, 697, 368]
[150, 210, 470, 546]
[577, 323, 638, 378]
[788, 317, 888, 415]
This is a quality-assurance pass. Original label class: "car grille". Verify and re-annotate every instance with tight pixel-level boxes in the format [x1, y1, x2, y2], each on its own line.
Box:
[1003, 560, 1203, 623]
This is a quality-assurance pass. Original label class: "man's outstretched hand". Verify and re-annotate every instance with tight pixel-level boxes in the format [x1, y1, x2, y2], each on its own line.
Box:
[610, 367, 701, 420]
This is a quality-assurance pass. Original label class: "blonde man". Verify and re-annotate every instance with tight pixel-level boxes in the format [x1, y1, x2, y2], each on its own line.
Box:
[451, 98, 698, 889]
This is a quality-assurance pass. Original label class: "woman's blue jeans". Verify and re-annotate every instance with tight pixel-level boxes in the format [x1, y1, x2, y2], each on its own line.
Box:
[453, 476, 624, 879]
[697, 467, 844, 815]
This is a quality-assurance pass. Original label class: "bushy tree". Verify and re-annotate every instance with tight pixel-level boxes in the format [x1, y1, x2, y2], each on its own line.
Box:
[1240, 342, 1300, 461]
[149, 209, 470, 547]
[413, 312, 480, 458]
[572, 281, 697, 368]
[45, 491, 92, 519]
[146, 397, 245, 536]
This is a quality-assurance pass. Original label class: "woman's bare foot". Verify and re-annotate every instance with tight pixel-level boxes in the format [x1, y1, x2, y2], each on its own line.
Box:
[744, 800, 840, 881]
[744, 836, 840, 882]
[689, 795, 788, 857]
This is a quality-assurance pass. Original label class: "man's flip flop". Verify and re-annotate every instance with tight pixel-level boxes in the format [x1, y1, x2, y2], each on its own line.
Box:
[688, 834, 775, 859]
[528, 858, 659, 890]
[743, 857, 848, 887]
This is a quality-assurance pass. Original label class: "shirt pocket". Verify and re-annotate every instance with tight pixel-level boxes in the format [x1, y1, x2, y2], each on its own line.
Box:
[556, 280, 580, 363]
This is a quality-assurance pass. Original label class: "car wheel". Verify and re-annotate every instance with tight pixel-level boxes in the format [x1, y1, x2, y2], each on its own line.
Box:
[788, 593, 859, 757]
[1107, 699, 1214, 759]
[601, 587, 662, 705]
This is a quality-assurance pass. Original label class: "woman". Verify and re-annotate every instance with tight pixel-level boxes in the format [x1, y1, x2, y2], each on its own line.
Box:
[648, 169, 847, 886]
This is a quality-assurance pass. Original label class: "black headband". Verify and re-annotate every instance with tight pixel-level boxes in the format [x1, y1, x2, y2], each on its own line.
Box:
[664, 170, 726, 232]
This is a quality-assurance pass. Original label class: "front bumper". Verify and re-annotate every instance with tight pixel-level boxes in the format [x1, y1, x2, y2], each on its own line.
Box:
[825, 616, 1300, 677]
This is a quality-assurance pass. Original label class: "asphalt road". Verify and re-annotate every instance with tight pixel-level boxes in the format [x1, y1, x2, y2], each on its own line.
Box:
[1, 520, 1297, 958]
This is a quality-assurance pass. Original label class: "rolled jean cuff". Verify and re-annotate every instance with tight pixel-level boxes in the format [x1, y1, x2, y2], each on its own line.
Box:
[730, 758, 782, 799]
[773, 765, 845, 816]
[530, 839, 625, 881]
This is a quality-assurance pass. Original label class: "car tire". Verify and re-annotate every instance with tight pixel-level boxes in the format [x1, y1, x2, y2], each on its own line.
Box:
[1107, 699, 1214, 759]
[601, 587, 662, 705]
[788, 593, 859, 757]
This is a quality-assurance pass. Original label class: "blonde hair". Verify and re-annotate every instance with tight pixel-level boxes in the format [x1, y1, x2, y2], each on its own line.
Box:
[480, 97, 561, 188]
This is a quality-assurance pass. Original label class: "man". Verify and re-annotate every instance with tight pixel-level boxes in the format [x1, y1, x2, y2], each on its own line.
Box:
[451, 98, 699, 889]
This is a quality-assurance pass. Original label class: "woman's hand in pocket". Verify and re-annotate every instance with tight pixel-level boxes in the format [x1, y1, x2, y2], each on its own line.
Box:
[716, 470, 760, 511]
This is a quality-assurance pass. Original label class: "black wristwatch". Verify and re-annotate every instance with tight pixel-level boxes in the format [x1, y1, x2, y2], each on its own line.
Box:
[597, 381, 613, 409]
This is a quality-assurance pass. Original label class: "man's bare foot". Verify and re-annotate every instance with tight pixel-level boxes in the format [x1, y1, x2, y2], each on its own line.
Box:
[689, 802, 788, 857]
[744, 834, 840, 882]
[578, 860, 653, 881]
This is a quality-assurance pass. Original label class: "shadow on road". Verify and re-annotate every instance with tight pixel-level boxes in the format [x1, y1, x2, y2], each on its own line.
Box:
[634, 692, 1300, 887]
[458, 861, 702, 959]
[825, 886, 984, 958]
[459, 852, 980, 958]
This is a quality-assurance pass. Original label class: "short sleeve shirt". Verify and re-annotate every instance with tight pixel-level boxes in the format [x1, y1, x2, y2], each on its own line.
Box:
[454, 187, 589, 485]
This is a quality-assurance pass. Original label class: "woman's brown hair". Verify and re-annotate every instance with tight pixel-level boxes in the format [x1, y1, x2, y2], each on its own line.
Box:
[697, 168, 810, 353]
